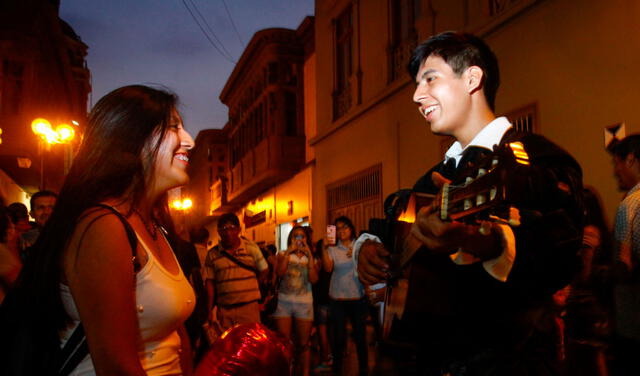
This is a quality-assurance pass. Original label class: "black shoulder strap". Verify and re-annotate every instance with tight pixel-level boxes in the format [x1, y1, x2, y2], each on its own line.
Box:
[220, 248, 258, 275]
[93, 204, 140, 272]
[58, 324, 88, 376]
[57, 204, 139, 375]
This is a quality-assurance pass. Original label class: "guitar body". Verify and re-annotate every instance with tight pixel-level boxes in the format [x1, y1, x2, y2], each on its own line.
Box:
[370, 142, 531, 341]
[381, 270, 410, 341]
[379, 193, 434, 341]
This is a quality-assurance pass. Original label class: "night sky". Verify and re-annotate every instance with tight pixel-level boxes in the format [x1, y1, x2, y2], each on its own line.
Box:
[59, 0, 314, 136]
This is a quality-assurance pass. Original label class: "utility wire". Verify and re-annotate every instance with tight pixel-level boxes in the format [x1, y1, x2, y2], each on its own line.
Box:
[187, 0, 235, 60]
[181, 0, 236, 63]
[221, 0, 244, 47]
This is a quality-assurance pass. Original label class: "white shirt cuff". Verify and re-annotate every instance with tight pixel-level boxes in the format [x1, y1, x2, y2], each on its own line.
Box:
[352, 233, 382, 279]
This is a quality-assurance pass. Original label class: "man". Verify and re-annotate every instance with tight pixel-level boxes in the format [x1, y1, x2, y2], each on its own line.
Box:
[19, 190, 57, 258]
[609, 135, 640, 375]
[189, 226, 210, 283]
[357, 32, 584, 375]
[204, 213, 268, 330]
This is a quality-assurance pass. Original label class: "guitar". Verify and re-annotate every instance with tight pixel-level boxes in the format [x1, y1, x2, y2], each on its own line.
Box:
[370, 141, 532, 341]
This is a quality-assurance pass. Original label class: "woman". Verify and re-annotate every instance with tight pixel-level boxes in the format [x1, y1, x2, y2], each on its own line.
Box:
[322, 216, 368, 376]
[17, 85, 195, 375]
[273, 225, 318, 376]
[0, 206, 20, 305]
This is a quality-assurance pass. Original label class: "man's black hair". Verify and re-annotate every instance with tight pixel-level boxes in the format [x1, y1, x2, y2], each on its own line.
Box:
[30, 190, 57, 210]
[218, 213, 240, 228]
[189, 226, 209, 244]
[609, 134, 640, 160]
[407, 31, 500, 111]
[7, 202, 28, 223]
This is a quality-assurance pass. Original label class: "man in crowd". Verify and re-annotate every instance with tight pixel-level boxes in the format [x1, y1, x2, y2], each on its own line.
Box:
[357, 31, 584, 375]
[609, 135, 640, 375]
[205, 213, 268, 330]
[190, 226, 210, 283]
[19, 190, 57, 258]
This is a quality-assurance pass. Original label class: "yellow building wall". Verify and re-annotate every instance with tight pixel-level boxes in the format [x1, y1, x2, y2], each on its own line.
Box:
[312, 0, 450, 233]
[487, 0, 639, 224]
[304, 52, 317, 164]
[313, 0, 639, 231]
[241, 165, 313, 246]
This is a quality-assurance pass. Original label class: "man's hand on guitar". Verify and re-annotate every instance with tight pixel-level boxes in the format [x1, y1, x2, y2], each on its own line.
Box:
[357, 239, 389, 285]
[411, 205, 502, 260]
[408, 169, 503, 259]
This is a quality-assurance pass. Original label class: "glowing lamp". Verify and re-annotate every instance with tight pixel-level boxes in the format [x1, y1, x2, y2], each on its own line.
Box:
[56, 124, 75, 143]
[31, 118, 52, 136]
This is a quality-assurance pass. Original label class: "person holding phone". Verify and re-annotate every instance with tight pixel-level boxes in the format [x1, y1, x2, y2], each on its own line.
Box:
[273, 225, 319, 376]
[321, 216, 368, 376]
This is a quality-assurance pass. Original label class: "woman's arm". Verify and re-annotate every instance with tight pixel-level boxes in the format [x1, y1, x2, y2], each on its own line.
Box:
[275, 249, 291, 277]
[64, 211, 146, 376]
[177, 325, 193, 376]
[304, 245, 319, 284]
[321, 243, 334, 273]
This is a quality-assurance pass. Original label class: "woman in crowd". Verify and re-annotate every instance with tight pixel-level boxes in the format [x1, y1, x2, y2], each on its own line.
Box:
[0, 206, 20, 305]
[311, 237, 333, 372]
[322, 216, 368, 376]
[273, 225, 319, 376]
[560, 186, 613, 375]
[14, 85, 196, 375]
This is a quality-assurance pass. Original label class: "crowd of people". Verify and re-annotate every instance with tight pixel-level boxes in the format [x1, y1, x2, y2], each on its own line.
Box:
[2, 30, 640, 376]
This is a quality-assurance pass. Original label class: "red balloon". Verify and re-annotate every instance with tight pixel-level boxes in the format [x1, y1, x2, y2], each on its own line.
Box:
[195, 323, 293, 376]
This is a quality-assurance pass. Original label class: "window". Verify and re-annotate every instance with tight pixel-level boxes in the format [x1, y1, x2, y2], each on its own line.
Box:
[326, 165, 383, 234]
[389, 0, 417, 82]
[268, 62, 278, 84]
[1, 60, 25, 115]
[503, 103, 537, 133]
[285, 92, 297, 136]
[333, 6, 353, 120]
[489, 0, 521, 16]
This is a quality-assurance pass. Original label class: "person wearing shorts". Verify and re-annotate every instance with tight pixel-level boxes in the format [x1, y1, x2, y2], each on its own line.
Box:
[273, 225, 319, 376]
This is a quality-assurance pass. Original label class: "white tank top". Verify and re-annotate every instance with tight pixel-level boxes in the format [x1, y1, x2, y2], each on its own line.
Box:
[60, 232, 195, 375]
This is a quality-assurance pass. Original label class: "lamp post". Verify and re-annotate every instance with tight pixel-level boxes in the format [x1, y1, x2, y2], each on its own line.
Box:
[171, 197, 193, 232]
[172, 198, 193, 211]
[31, 118, 76, 191]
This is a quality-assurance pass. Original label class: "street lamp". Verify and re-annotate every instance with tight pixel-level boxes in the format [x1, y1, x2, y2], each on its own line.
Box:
[31, 117, 77, 190]
[172, 198, 193, 210]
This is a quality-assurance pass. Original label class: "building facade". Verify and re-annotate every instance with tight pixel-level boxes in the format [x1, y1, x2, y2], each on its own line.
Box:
[187, 17, 316, 248]
[311, 0, 639, 233]
[0, 0, 90, 195]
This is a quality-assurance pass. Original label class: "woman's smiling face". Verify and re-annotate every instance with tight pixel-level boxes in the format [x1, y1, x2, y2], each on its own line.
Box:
[149, 109, 194, 193]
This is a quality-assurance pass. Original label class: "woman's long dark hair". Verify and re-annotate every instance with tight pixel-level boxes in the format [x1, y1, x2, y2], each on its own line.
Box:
[19, 85, 180, 330]
[287, 225, 312, 249]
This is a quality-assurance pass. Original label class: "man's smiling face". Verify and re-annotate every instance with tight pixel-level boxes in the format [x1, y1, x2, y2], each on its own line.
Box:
[412, 55, 471, 138]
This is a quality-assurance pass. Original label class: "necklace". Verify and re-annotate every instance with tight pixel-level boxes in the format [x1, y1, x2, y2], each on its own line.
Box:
[134, 209, 159, 240]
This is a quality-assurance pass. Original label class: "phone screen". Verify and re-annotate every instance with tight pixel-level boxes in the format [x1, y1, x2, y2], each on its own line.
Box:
[326, 225, 336, 245]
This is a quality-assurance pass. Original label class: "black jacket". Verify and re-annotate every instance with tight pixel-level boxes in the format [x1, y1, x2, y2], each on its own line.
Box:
[397, 130, 584, 373]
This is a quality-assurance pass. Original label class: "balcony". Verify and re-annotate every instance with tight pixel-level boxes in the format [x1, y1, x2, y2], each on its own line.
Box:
[228, 134, 305, 205]
[209, 176, 240, 216]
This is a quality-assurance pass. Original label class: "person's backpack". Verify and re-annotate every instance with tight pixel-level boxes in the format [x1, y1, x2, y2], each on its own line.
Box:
[0, 204, 138, 376]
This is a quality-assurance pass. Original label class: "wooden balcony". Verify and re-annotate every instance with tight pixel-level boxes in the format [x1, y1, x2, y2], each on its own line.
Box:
[228, 134, 305, 205]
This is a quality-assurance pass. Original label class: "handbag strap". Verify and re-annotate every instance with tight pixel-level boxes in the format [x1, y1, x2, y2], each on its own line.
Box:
[58, 204, 139, 376]
[220, 247, 258, 275]
[58, 325, 88, 376]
